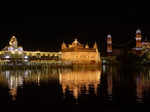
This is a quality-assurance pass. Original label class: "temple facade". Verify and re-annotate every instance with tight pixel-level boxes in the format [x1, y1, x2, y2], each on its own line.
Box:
[61, 39, 101, 65]
[0, 36, 101, 66]
[0, 36, 61, 64]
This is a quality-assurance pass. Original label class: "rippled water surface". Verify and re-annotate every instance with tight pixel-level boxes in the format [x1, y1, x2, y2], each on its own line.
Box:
[0, 65, 150, 110]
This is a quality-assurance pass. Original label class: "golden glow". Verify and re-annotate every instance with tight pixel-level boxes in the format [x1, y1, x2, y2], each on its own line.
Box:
[61, 39, 101, 65]
[11, 51, 15, 54]
[9, 36, 18, 48]
[9, 88, 17, 101]
[0, 69, 59, 101]
[59, 68, 101, 99]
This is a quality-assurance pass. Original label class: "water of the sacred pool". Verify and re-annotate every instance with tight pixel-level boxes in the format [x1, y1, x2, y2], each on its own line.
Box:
[0, 65, 150, 110]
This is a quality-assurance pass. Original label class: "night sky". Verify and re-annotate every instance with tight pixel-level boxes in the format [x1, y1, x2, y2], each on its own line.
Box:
[0, 9, 150, 52]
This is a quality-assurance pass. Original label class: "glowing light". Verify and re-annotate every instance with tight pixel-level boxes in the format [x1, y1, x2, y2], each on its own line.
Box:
[102, 64, 106, 72]
[11, 51, 15, 54]
[74, 38, 78, 44]
[135, 48, 142, 50]
[136, 38, 141, 40]
[24, 60, 28, 62]
[24, 56, 28, 59]
[102, 59, 106, 64]
[18, 47, 23, 51]
[8, 46, 14, 51]
[107, 34, 112, 38]
[5, 55, 10, 58]
[18, 51, 22, 54]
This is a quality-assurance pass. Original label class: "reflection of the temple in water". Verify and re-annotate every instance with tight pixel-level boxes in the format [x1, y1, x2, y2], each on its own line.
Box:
[59, 68, 101, 99]
[0, 70, 24, 101]
[0, 66, 115, 102]
[136, 69, 150, 103]
[0, 69, 60, 101]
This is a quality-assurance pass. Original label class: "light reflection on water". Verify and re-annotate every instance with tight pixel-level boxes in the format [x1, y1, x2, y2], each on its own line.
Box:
[0, 69, 60, 101]
[136, 67, 150, 103]
[59, 67, 101, 100]
[0, 65, 150, 104]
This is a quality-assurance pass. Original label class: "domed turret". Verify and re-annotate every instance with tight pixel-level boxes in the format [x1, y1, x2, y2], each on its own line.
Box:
[9, 36, 18, 48]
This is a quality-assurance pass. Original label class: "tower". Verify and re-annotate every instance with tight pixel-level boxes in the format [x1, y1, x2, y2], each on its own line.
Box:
[107, 34, 112, 54]
[136, 29, 142, 50]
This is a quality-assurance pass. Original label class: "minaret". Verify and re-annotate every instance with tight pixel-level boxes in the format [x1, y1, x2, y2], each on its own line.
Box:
[136, 29, 142, 50]
[107, 34, 112, 55]
[61, 41, 67, 49]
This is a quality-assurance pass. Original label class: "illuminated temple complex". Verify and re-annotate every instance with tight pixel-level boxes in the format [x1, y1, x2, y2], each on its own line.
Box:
[0, 36, 61, 65]
[0, 36, 101, 66]
[61, 39, 101, 65]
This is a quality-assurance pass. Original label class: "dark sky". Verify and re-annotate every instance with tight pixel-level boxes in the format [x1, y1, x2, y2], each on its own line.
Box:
[0, 9, 150, 52]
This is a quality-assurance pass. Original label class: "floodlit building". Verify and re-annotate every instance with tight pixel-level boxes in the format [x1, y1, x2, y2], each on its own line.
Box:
[0, 36, 26, 63]
[61, 39, 101, 65]
[0, 36, 101, 66]
[0, 36, 61, 64]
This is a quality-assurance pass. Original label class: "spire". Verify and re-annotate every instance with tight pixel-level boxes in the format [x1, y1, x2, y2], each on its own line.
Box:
[74, 38, 78, 43]
[93, 42, 98, 49]
[61, 41, 67, 49]
[85, 43, 89, 48]
[73, 38, 79, 45]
